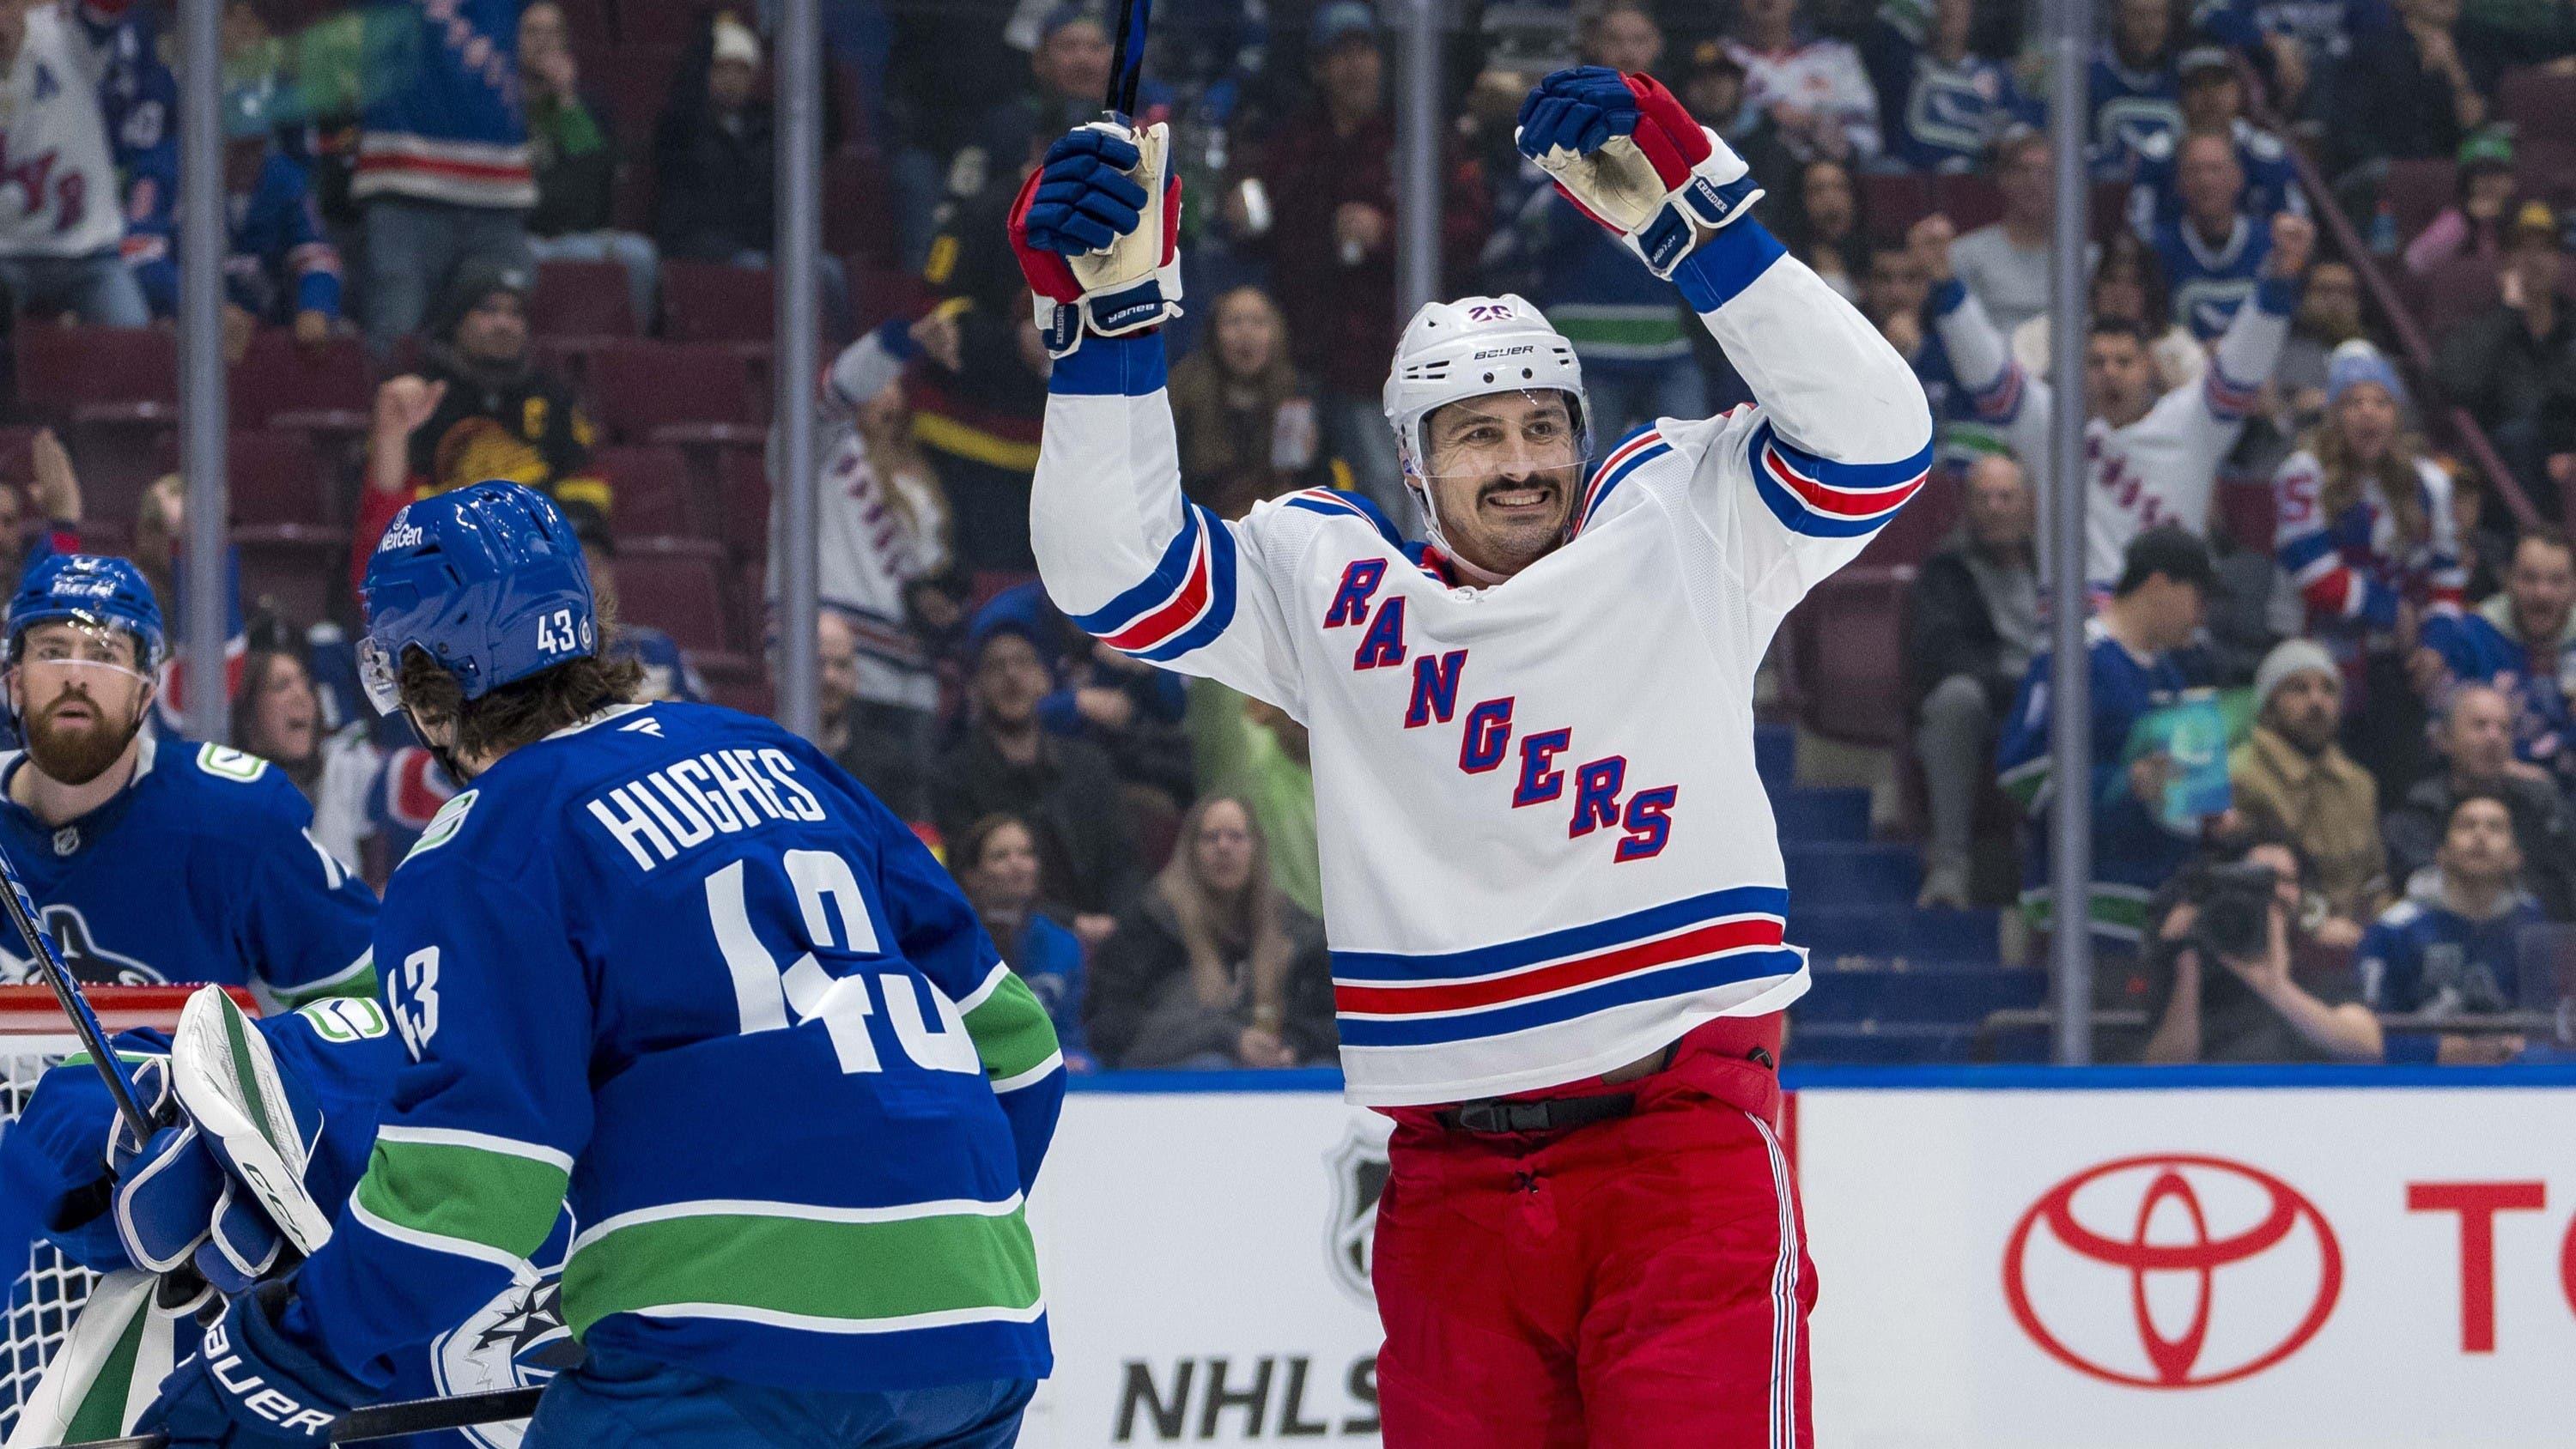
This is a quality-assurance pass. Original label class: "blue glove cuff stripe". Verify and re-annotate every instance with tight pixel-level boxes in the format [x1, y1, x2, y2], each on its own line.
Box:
[1050, 330, 1168, 397]
[1671, 218, 1787, 312]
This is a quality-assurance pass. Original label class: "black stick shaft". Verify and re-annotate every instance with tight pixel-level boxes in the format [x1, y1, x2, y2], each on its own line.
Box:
[0, 840, 150, 1138]
[39, 1385, 549, 1448]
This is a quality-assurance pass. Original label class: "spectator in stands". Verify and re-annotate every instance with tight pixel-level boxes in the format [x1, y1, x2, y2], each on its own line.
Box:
[129, 77, 341, 355]
[2403, 128, 2519, 277]
[0, 0, 149, 326]
[571, 523, 703, 706]
[2000, 526, 2220, 950]
[2329, 0, 2489, 173]
[1862, 238, 1959, 419]
[3, 430, 83, 583]
[2275, 259, 2366, 429]
[652, 14, 850, 337]
[2359, 789, 2537, 1063]
[352, 262, 611, 591]
[1784, 157, 1866, 304]
[231, 647, 377, 875]
[814, 609, 916, 822]
[2150, 132, 2274, 342]
[930, 620, 1143, 947]
[2227, 639, 2386, 941]
[1922, 209, 2312, 583]
[953, 811, 1091, 1071]
[2386, 682, 2576, 919]
[1906, 453, 2038, 910]
[975, 6, 1116, 193]
[351, 0, 533, 354]
[1863, 0, 2036, 174]
[1084, 794, 1336, 1070]
[1187, 678, 1321, 918]
[1681, 40, 1799, 208]
[970, 581, 1194, 810]
[2140, 828, 2386, 1063]
[2090, 0, 2184, 179]
[2196, 0, 2359, 118]
[2008, 228, 2199, 392]
[519, 0, 659, 330]
[2129, 46, 2303, 236]
[1950, 126, 2078, 337]
[1725, 0, 1881, 166]
[2434, 201, 2575, 490]
[2422, 524, 2576, 792]
[1234, 0, 1490, 512]
[1165, 286, 1336, 518]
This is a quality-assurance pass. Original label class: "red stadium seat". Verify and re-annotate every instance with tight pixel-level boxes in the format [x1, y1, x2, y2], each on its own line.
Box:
[612, 535, 734, 653]
[2500, 69, 2576, 142]
[1784, 566, 1916, 749]
[2383, 158, 2456, 243]
[231, 330, 374, 440]
[531, 259, 641, 338]
[1929, 174, 2003, 233]
[716, 446, 770, 557]
[222, 430, 330, 527]
[614, 0, 711, 49]
[823, 147, 894, 264]
[660, 260, 777, 344]
[1855, 466, 1960, 569]
[2215, 476, 2279, 554]
[585, 340, 762, 444]
[595, 444, 696, 535]
[16, 324, 174, 421]
[2417, 253, 2501, 336]
[234, 538, 336, 629]
[848, 259, 920, 333]
[1861, 173, 1935, 244]
[598, 45, 685, 162]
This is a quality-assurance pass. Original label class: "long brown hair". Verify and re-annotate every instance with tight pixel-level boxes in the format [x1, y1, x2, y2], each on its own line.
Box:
[2302, 414, 2430, 551]
[1154, 794, 1295, 1016]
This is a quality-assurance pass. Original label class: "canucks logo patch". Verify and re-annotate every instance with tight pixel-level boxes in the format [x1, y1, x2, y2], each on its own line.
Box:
[197, 743, 271, 783]
[403, 789, 480, 865]
[430, 1216, 580, 1449]
[0, 905, 162, 986]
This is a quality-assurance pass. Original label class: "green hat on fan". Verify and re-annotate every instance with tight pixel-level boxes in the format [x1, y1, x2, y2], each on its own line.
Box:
[2457, 127, 2515, 173]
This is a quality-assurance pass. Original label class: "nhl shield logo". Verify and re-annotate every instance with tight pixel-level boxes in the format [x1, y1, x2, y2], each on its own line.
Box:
[1323, 1120, 1393, 1305]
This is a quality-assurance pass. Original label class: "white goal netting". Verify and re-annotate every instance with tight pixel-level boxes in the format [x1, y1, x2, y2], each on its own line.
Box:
[2, 1027, 90, 1442]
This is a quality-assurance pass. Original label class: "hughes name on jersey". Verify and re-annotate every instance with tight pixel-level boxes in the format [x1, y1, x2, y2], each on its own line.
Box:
[1030, 219, 1932, 1106]
[283, 701, 1064, 1398]
[0, 734, 377, 1002]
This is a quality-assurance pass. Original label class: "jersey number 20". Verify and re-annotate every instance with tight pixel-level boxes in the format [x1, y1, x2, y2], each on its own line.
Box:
[705, 852, 981, 1077]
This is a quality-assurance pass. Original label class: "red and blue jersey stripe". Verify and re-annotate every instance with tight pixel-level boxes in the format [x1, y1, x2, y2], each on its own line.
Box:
[1571, 426, 1673, 537]
[1285, 487, 1406, 549]
[1747, 420, 1931, 539]
[1064, 500, 1242, 662]
[1330, 886, 1801, 1047]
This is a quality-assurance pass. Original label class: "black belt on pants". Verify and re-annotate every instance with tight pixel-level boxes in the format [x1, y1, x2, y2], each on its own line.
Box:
[1437, 1091, 1637, 1136]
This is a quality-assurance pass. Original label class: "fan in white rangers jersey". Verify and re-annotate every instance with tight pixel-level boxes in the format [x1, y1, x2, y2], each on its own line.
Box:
[1010, 64, 1928, 1446]
[0, 0, 150, 325]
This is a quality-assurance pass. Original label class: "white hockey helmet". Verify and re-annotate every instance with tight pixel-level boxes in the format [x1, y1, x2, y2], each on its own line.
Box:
[1381, 294, 1592, 486]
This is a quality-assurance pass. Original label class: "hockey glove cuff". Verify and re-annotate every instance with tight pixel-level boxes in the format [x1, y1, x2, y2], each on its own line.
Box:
[1516, 66, 1761, 277]
[0, 1043, 176, 1274]
[142, 1280, 368, 1448]
[1009, 120, 1184, 357]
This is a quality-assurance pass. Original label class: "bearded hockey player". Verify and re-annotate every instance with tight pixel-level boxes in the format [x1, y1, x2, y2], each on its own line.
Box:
[1015, 65, 1930, 1446]
[0, 553, 377, 1002]
[125, 482, 1063, 1448]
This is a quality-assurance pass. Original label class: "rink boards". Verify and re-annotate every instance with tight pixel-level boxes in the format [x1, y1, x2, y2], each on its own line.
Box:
[1018, 1065, 2576, 1447]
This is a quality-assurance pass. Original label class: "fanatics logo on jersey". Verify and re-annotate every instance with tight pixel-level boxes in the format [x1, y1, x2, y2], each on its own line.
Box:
[2002, 1154, 2342, 1389]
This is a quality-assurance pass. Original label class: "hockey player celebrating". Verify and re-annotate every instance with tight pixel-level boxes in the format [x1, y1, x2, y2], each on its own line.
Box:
[1014, 66, 1931, 1443]
[125, 482, 1063, 1447]
[0, 553, 378, 1001]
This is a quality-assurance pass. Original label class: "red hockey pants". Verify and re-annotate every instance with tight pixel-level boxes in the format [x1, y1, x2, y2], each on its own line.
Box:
[1370, 1014, 1815, 1448]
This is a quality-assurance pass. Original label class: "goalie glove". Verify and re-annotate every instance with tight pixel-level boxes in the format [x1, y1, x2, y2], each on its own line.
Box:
[1515, 66, 1762, 277]
[1009, 119, 1183, 357]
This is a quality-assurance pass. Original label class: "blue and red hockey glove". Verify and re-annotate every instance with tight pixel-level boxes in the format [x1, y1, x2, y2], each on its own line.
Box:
[1008, 120, 1183, 357]
[1515, 66, 1762, 276]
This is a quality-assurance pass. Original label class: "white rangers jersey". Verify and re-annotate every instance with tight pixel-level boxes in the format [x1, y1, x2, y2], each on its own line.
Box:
[1931, 272, 2291, 586]
[1030, 221, 1933, 1106]
[0, 2, 126, 257]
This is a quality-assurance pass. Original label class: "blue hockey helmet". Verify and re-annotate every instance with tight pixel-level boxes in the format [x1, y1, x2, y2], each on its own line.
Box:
[6, 553, 166, 669]
[358, 481, 597, 715]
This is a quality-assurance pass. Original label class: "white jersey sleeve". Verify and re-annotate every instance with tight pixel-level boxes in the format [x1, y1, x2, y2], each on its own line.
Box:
[1030, 334, 1311, 718]
[1654, 221, 1934, 627]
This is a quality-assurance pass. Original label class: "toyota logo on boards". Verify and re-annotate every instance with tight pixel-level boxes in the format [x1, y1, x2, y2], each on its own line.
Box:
[2002, 1155, 2342, 1388]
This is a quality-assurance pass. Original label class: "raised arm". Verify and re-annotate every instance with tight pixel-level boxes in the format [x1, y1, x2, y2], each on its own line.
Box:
[1011, 124, 1308, 716]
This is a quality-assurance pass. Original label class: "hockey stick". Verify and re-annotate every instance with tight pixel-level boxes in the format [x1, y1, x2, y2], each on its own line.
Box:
[35, 1385, 549, 1448]
[0, 837, 152, 1141]
[1103, 0, 1151, 118]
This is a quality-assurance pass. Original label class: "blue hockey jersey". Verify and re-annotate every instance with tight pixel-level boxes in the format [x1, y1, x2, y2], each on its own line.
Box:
[2151, 212, 2274, 340]
[1997, 620, 2199, 943]
[126, 148, 341, 322]
[2422, 601, 2576, 793]
[283, 701, 1064, 1397]
[0, 735, 378, 1002]
[2089, 49, 2181, 179]
[2127, 119, 2305, 235]
[2357, 894, 2544, 1064]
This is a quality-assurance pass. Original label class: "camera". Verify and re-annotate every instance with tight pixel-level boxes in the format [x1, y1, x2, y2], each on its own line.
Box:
[2184, 859, 2281, 962]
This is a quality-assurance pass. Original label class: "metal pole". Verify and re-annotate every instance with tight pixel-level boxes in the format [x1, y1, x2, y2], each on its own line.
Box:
[2044, 0, 2094, 1064]
[774, 0, 822, 739]
[179, 0, 228, 743]
[1390, 0, 1442, 320]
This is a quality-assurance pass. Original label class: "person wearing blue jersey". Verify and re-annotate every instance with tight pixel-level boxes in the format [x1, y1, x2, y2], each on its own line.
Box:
[1862, 0, 2038, 173]
[2091, 0, 2184, 178]
[2421, 526, 2576, 795]
[137, 482, 1063, 1449]
[2358, 789, 2538, 1064]
[1998, 526, 2218, 949]
[0, 554, 377, 1002]
[2148, 132, 2274, 341]
[2126, 48, 2303, 233]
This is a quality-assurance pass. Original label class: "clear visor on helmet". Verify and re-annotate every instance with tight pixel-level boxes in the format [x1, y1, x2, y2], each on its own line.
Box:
[1408, 388, 1590, 482]
[356, 635, 404, 717]
[9, 615, 152, 690]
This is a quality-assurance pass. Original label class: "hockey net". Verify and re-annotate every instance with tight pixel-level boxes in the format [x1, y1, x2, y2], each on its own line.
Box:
[0, 985, 249, 1440]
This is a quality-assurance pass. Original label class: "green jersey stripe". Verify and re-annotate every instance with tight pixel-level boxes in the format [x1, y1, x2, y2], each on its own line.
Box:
[353, 1135, 570, 1257]
[962, 971, 1060, 1083]
[598, 1300, 1048, 1337]
[562, 1204, 1042, 1340]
